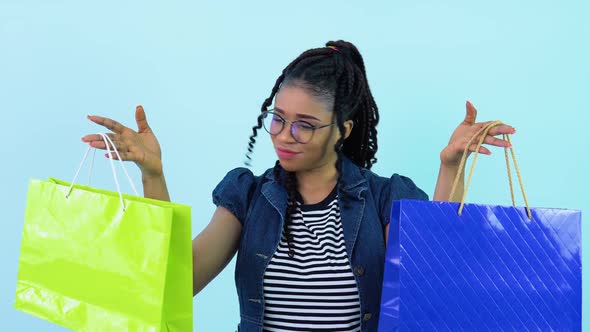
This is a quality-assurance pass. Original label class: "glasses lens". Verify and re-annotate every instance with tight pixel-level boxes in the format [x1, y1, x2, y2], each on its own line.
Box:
[263, 112, 283, 135]
[292, 122, 314, 143]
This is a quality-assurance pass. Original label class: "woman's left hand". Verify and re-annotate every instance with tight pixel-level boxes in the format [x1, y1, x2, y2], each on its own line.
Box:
[440, 100, 516, 167]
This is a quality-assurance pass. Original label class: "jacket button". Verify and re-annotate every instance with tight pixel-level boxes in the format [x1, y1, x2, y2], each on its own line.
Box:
[363, 313, 372, 321]
[354, 266, 365, 276]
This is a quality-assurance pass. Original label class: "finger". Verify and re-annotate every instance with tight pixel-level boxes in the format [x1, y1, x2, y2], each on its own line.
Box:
[89, 140, 126, 151]
[135, 105, 151, 132]
[482, 135, 512, 148]
[88, 136, 129, 152]
[463, 100, 477, 125]
[81, 134, 103, 143]
[106, 152, 123, 160]
[107, 150, 140, 162]
[81, 133, 116, 143]
[459, 122, 491, 146]
[487, 124, 516, 136]
[473, 121, 493, 132]
[468, 143, 492, 155]
[89, 141, 108, 150]
[87, 115, 127, 134]
[83, 133, 119, 149]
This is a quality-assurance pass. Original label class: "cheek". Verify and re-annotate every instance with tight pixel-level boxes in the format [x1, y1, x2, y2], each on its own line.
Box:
[306, 134, 337, 158]
[323, 130, 340, 149]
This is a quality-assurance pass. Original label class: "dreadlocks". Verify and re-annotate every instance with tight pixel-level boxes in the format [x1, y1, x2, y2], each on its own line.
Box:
[245, 40, 379, 257]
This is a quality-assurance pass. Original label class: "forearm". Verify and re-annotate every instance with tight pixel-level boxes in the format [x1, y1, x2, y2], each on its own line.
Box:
[142, 173, 171, 202]
[433, 163, 464, 202]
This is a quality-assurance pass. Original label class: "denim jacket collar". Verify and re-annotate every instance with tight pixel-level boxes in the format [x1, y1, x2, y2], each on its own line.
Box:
[260, 155, 368, 260]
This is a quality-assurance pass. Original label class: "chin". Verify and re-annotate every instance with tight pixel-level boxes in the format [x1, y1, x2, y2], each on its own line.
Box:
[278, 157, 322, 174]
[278, 158, 300, 172]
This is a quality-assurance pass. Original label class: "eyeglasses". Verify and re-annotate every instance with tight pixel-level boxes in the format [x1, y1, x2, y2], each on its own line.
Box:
[261, 110, 336, 144]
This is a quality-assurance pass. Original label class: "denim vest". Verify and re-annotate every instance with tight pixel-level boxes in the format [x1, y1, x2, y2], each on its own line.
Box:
[212, 156, 428, 331]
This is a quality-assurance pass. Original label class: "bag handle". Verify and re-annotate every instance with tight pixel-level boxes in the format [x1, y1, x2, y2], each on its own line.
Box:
[448, 120, 532, 219]
[66, 133, 139, 211]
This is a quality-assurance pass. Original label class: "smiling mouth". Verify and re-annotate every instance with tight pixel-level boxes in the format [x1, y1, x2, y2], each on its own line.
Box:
[277, 147, 299, 153]
[276, 147, 301, 159]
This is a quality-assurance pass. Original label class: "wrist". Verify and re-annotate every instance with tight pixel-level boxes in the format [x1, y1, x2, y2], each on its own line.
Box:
[140, 157, 164, 179]
[141, 167, 164, 183]
[439, 160, 461, 171]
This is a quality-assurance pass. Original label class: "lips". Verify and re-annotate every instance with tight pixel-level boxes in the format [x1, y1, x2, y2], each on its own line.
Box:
[276, 147, 301, 159]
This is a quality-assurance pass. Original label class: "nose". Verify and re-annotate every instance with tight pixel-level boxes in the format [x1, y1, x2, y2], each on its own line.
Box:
[275, 122, 296, 143]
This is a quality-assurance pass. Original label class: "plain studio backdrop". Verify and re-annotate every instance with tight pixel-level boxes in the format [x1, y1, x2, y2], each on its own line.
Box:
[1, 1, 588, 331]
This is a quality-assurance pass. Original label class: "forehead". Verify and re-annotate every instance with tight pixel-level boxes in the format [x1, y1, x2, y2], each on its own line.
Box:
[274, 85, 331, 120]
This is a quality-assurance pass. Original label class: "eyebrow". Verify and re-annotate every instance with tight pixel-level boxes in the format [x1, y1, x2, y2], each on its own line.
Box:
[273, 107, 321, 122]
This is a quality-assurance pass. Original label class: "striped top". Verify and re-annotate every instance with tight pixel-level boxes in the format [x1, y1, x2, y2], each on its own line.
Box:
[262, 187, 362, 332]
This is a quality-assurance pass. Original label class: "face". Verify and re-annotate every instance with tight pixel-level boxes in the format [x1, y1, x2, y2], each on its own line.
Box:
[270, 85, 353, 173]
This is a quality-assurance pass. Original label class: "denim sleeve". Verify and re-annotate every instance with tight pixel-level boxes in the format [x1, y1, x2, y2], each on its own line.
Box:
[212, 167, 256, 225]
[381, 174, 429, 227]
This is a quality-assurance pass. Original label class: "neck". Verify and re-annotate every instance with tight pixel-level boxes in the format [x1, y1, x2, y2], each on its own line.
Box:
[295, 159, 339, 192]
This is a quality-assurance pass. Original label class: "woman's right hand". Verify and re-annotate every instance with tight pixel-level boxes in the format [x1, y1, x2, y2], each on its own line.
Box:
[81, 105, 163, 178]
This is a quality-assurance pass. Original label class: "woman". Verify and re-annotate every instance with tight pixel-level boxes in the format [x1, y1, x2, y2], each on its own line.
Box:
[82, 40, 515, 332]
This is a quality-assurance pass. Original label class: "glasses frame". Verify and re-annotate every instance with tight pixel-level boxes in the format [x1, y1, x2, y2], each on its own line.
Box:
[261, 110, 336, 144]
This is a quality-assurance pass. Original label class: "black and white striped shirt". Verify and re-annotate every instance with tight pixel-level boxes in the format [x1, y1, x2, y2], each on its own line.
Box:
[262, 188, 362, 332]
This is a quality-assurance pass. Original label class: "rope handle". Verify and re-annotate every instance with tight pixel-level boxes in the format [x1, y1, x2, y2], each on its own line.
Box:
[66, 133, 139, 211]
[448, 121, 532, 219]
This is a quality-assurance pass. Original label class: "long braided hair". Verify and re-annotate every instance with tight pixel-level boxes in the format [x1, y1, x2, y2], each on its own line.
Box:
[245, 40, 379, 257]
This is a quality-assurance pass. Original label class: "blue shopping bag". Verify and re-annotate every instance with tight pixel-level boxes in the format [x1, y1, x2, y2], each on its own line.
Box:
[378, 121, 582, 331]
[378, 200, 582, 331]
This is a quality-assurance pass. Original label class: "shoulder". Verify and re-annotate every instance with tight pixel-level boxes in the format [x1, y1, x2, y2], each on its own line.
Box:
[358, 166, 429, 201]
[211, 166, 274, 224]
[212, 166, 278, 198]
[352, 166, 428, 226]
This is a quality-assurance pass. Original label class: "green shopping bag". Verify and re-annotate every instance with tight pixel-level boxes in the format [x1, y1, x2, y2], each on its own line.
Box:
[15, 134, 193, 331]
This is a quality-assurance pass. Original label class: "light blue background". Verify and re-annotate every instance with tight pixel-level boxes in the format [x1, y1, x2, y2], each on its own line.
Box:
[1, 1, 588, 331]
